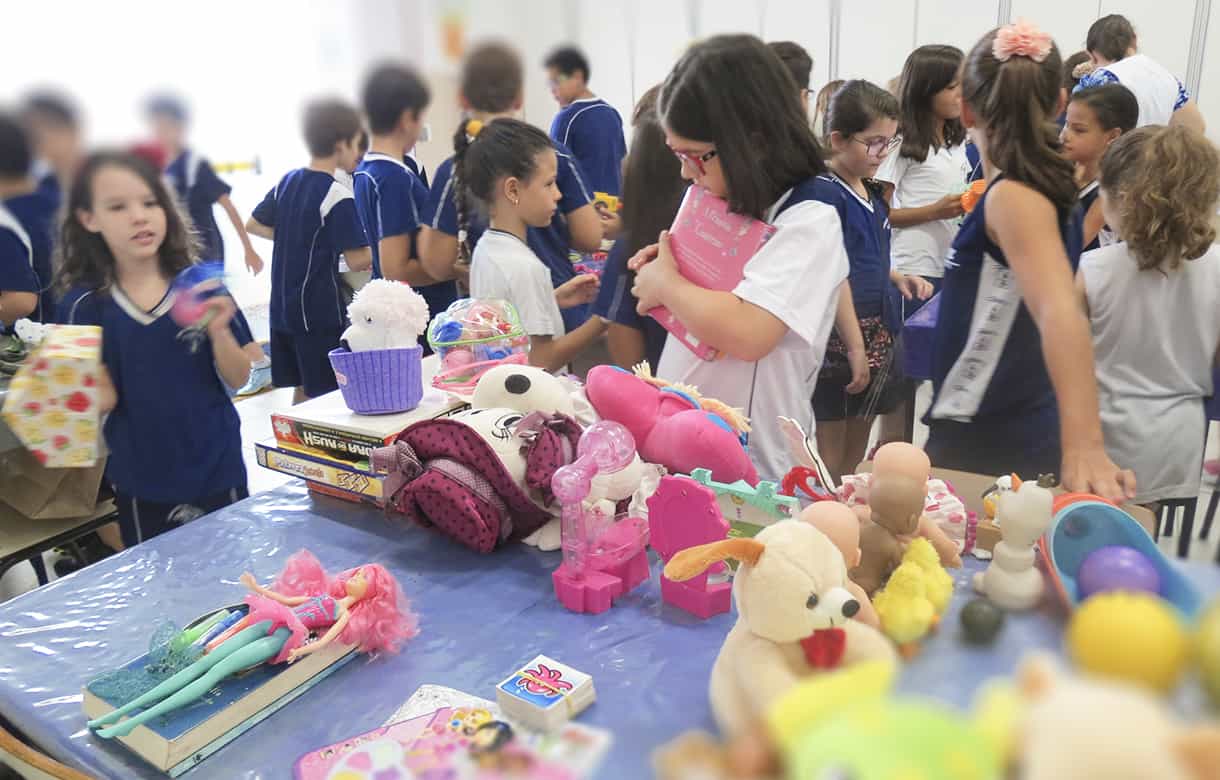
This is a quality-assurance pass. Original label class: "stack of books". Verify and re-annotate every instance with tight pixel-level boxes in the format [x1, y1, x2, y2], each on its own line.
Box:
[259, 378, 464, 505]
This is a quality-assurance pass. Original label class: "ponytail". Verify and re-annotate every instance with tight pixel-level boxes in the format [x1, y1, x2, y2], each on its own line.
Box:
[450, 118, 480, 264]
[962, 27, 1077, 215]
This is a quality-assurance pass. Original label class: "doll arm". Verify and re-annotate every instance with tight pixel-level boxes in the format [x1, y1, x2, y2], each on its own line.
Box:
[916, 515, 962, 568]
[238, 572, 313, 606]
[845, 581, 880, 628]
[286, 610, 350, 662]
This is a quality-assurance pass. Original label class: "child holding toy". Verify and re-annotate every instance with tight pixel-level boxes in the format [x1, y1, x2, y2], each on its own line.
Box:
[810, 80, 934, 481]
[628, 34, 849, 482]
[926, 22, 1134, 501]
[57, 151, 253, 547]
[1060, 84, 1138, 251]
[459, 118, 605, 372]
[1078, 125, 1220, 505]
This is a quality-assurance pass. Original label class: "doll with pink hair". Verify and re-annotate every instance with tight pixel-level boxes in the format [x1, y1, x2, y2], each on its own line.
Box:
[88, 550, 416, 739]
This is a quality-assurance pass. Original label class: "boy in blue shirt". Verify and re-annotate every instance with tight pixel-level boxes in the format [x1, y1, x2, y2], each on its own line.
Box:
[354, 62, 455, 349]
[545, 45, 627, 198]
[0, 113, 54, 323]
[145, 94, 265, 274]
[20, 91, 83, 211]
[420, 43, 602, 331]
[247, 99, 371, 403]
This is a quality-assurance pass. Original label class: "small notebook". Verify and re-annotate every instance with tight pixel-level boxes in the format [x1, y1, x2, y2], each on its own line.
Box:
[648, 185, 778, 361]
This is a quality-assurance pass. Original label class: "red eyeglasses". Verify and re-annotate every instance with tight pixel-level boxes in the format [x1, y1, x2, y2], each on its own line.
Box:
[670, 146, 718, 175]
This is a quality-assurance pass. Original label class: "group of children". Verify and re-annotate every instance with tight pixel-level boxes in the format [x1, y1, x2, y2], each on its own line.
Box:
[0, 12, 1217, 553]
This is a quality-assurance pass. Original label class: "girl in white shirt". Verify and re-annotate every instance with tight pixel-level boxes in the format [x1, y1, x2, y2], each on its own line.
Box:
[628, 34, 849, 482]
[876, 44, 970, 307]
[456, 118, 605, 372]
[1078, 125, 1220, 506]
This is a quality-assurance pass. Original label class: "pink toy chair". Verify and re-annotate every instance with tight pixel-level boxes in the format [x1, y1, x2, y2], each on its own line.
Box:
[647, 475, 732, 619]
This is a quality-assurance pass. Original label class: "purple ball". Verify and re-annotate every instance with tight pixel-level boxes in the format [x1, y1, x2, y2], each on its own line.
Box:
[1077, 545, 1162, 598]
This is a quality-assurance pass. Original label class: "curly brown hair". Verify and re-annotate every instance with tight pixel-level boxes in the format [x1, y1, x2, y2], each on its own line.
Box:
[1100, 125, 1219, 271]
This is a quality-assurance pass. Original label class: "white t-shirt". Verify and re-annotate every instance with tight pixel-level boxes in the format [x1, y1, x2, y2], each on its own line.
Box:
[470, 229, 565, 337]
[655, 188, 849, 482]
[1082, 54, 1189, 128]
[875, 143, 969, 278]
[1082, 242, 1220, 503]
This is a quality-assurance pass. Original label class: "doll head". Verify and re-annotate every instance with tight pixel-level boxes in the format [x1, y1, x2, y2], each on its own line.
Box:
[330, 563, 417, 655]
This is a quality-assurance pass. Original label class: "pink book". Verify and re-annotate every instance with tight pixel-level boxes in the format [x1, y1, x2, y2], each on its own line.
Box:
[648, 185, 778, 360]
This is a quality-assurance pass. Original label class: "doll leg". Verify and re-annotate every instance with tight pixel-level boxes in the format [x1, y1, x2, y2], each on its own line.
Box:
[95, 628, 290, 739]
[88, 622, 273, 729]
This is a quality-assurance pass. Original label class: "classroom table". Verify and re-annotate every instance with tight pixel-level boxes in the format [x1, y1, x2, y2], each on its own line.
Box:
[0, 482, 1217, 780]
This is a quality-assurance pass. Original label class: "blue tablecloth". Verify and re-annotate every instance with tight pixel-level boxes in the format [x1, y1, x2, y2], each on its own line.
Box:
[0, 483, 1217, 779]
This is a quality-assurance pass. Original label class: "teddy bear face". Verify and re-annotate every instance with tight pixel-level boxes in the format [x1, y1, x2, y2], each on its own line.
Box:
[471, 364, 576, 417]
[736, 522, 859, 643]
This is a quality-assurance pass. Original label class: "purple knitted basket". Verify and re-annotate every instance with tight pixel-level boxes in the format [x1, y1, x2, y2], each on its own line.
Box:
[328, 346, 423, 414]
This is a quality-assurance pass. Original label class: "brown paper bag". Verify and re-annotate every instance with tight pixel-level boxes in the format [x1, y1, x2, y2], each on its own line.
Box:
[0, 445, 106, 520]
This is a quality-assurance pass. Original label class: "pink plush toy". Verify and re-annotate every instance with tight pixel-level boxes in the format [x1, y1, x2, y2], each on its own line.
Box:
[584, 365, 758, 486]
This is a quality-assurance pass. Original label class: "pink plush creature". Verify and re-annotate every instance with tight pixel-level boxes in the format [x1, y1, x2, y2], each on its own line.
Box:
[584, 365, 758, 486]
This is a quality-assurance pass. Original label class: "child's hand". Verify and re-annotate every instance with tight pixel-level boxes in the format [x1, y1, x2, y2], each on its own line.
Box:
[194, 286, 236, 336]
[244, 247, 265, 276]
[845, 347, 871, 394]
[893, 274, 934, 301]
[1061, 445, 1138, 502]
[555, 273, 600, 309]
[599, 210, 623, 241]
[627, 242, 661, 272]
[933, 192, 966, 220]
[632, 231, 680, 313]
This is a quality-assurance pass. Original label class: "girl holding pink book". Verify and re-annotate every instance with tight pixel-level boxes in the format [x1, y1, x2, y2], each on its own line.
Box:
[629, 34, 850, 481]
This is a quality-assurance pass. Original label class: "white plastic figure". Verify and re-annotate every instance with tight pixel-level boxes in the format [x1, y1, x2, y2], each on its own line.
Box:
[973, 475, 1054, 609]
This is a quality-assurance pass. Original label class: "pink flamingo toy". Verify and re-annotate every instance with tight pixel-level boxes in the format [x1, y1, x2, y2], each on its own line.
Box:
[551, 421, 650, 614]
[647, 475, 732, 618]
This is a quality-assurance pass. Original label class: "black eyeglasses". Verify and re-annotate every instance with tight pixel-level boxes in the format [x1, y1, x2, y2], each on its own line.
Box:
[852, 135, 902, 157]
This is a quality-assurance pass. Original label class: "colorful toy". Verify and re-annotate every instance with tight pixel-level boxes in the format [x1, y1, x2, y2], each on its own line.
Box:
[1078, 545, 1161, 598]
[1016, 654, 1220, 780]
[551, 421, 651, 614]
[1197, 600, 1220, 710]
[329, 280, 430, 415]
[1066, 591, 1191, 693]
[427, 298, 530, 395]
[583, 364, 758, 485]
[982, 474, 1020, 520]
[496, 654, 596, 732]
[959, 598, 1005, 644]
[1039, 499, 1202, 618]
[87, 550, 416, 739]
[851, 443, 961, 595]
[873, 562, 937, 658]
[647, 475, 733, 619]
[663, 521, 896, 738]
[689, 468, 797, 538]
[902, 537, 953, 615]
[799, 502, 879, 628]
[973, 475, 1054, 610]
[169, 261, 227, 332]
[960, 178, 987, 213]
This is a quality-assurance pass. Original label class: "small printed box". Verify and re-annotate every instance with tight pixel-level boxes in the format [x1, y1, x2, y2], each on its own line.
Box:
[1, 325, 102, 468]
[496, 655, 595, 733]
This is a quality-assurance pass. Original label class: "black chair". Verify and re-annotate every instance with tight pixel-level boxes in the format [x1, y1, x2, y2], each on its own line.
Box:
[1156, 498, 1199, 559]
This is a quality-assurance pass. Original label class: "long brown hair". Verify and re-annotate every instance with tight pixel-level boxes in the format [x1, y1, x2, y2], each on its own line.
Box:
[55, 151, 197, 294]
[897, 45, 967, 162]
[1100, 125, 1219, 271]
[621, 112, 686, 263]
[962, 29, 1077, 215]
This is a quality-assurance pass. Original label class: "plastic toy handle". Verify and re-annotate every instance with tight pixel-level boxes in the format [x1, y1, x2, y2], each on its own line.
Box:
[552, 421, 637, 576]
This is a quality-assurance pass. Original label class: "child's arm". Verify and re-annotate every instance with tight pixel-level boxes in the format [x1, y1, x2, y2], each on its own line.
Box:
[417, 227, 460, 282]
[96, 363, 117, 414]
[342, 246, 372, 273]
[201, 295, 251, 390]
[887, 195, 965, 227]
[1081, 198, 1105, 250]
[555, 273, 600, 309]
[1169, 99, 1206, 134]
[0, 291, 37, 326]
[245, 218, 274, 240]
[606, 323, 646, 369]
[566, 204, 604, 253]
[986, 180, 1135, 501]
[217, 195, 264, 275]
[377, 234, 437, 286]
[630, 232, 787, 361]
[527, 317, 608, 372]
[833, 282, 870, 394]
[1073, 267, 1091, 317]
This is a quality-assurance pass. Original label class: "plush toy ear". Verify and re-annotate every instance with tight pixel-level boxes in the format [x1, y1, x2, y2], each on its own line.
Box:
[1173, 725, 1220, 780]
[664, 538, 765, 582]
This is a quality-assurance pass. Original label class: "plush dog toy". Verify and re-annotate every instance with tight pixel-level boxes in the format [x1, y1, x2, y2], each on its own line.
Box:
[340, 279, 430, 352]
[664, 521, 896, 738]
[584, 364, 757, 485]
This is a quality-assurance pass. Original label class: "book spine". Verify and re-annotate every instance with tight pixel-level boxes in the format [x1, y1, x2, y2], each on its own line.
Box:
[272, 416, 392, 462]
[307, 481, 381, 506]
[256, 443, 384, 500]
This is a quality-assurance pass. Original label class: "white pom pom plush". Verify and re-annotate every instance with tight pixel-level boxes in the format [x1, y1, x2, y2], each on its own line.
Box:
[341, 279, 431, 352]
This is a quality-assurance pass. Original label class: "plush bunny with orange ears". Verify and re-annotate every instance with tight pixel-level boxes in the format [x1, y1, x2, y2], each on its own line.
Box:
[665, 521, 897, 738]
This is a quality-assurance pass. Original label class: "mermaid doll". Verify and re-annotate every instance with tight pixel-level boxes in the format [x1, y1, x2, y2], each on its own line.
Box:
[88, 550, 416, 739]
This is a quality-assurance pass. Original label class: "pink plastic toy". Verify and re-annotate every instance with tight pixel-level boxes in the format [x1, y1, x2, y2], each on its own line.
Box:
[551, 421, 651, 614]
[647, 475, 732, 619]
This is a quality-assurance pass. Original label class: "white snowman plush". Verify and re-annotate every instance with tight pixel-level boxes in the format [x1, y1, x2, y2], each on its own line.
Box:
[340, 279, 430, 352]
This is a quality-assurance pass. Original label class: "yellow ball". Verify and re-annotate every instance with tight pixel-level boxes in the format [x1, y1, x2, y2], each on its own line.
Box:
[1066, 592, 1189, 692]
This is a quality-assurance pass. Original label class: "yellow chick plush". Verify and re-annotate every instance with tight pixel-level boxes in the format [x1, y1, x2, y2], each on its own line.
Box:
[874, 562, 937, 658]
[903, 537, 954, 615]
